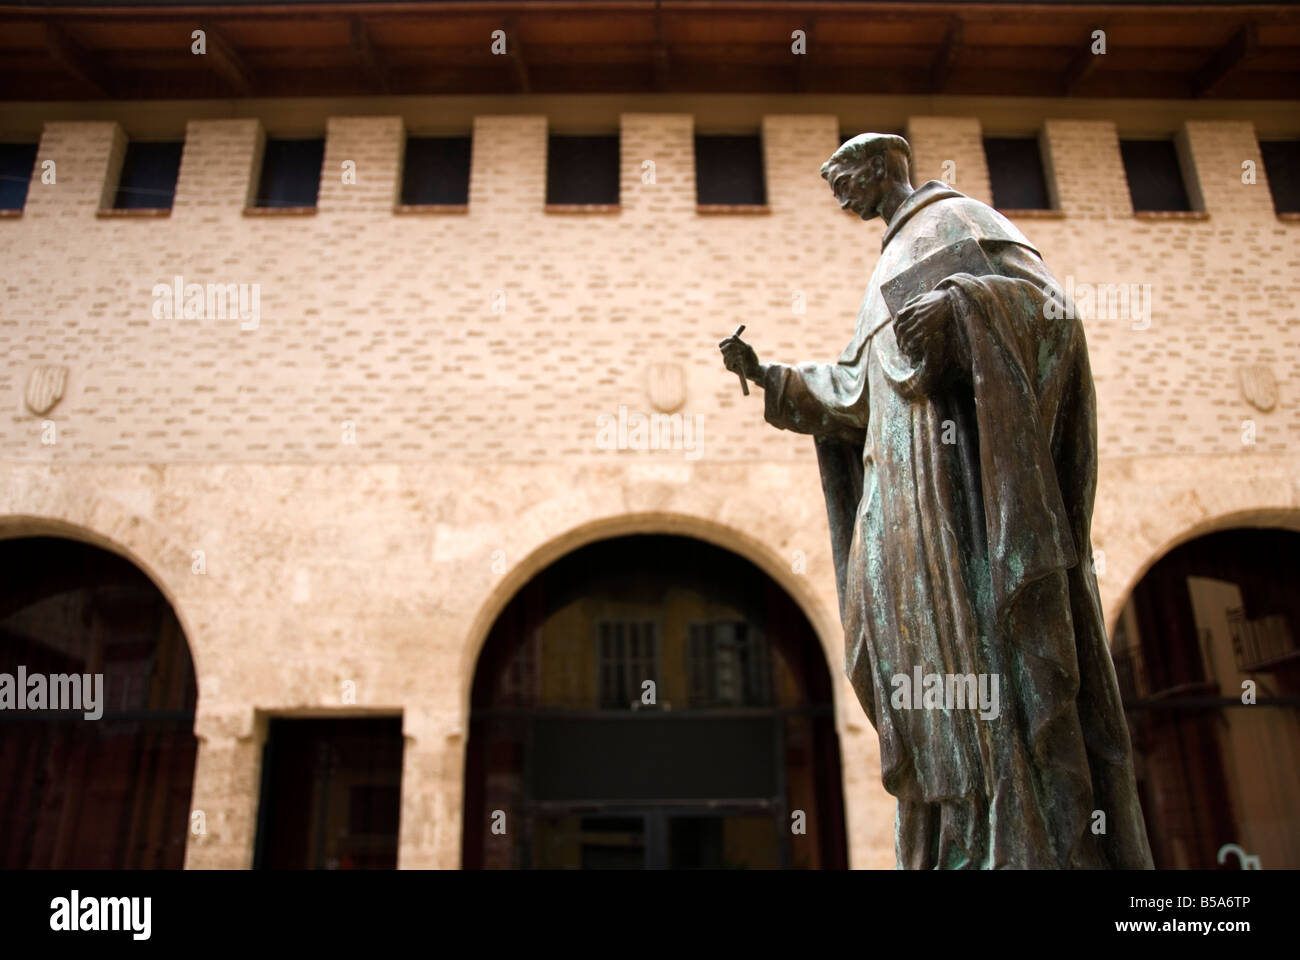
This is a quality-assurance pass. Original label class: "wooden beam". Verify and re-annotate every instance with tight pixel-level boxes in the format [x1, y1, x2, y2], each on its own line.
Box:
[929, 17, 961, 94]
[652, 0, 670, 91]
[350, 17, 392, 94]
[1062, 23, 1105, 95]
[1195, 22, 1258, 98]
[201, 23, 255, 97]
[44, 23, 111, 97]
[795, 15, 817, 93]
[502, 17, 529, 94]
[0, 5, 1294, 104]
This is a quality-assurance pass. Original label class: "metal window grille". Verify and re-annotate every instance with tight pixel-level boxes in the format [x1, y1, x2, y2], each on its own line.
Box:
[597, 620, 660, 709]
[687, 621, 772, 707]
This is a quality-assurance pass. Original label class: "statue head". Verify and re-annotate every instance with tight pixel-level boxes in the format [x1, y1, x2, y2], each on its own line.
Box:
[821, 133, 912, 221]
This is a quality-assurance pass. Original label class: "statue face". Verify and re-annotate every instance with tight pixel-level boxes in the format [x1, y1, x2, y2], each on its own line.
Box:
[827, 156, 886, 221]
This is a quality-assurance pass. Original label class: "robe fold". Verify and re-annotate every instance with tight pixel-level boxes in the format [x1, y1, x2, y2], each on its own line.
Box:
[763, 181, 1153, 869]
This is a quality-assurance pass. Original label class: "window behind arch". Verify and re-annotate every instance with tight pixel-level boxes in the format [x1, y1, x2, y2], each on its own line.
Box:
[1112, 527, 1300, 869]
[462, 535, 848, 870]
[0, 537, 198, 868]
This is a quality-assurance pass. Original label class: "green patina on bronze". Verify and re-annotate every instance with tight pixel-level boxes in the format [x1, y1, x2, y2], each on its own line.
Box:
[719, 133, 1154, 870]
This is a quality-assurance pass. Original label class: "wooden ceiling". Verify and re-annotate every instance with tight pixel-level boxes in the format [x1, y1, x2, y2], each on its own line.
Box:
[1, 2, 1297, 101]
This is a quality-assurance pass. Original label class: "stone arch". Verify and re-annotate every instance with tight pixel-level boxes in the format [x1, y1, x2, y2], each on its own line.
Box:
[459, 527, 851, 869]
[1104, 515, 1300, 869]
[1106, 506, 1300, 638]
[0, 506, 202, 684]
[458, 510, 844, 720]
[0, 520, 201, 867]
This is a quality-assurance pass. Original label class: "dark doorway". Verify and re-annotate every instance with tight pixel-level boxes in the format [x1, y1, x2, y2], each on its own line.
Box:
[1112, 526, 1300, 869]
[0, 535, 198, 868]
[462, 535, 849, 869]
[253, 716, 405, 869]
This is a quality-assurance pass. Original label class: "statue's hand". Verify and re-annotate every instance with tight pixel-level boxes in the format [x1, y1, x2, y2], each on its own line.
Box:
[895, 288, 954, 365]
[719, 334, 762, 383]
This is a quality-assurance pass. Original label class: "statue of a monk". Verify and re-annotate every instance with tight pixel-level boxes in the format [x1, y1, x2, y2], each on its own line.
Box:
[720, 133, 1154, 870]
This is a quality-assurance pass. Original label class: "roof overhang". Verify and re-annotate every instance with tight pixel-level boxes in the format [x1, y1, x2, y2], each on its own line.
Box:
[1, 1, 1297, 101]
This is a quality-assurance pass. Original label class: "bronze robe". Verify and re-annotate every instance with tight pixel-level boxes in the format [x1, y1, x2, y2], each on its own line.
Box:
[763, 181, 1153, 869]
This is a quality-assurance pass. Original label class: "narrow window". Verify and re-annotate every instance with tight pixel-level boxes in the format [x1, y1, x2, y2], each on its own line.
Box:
[401, 135, 472, 206]
[255, 137, 325, 209]
[983, 137, 1052, 210]
[0, 142, 37, 211]
[113, 140, 183, 210]
[1259, 140, 1300, 214]
[597, 620, 659, 709]
[1120, 139, 1193, 213]
[546, 134, 619, 205]
[253, 716, 405, 869]
[688, 621, 772, 708]
[695, 133, 766, 206]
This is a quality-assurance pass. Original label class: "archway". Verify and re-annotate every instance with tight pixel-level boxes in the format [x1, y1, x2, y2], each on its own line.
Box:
[0, 536, 198, 868]
[462, 534, 849, 869]
[1111, 526, 1300, 869]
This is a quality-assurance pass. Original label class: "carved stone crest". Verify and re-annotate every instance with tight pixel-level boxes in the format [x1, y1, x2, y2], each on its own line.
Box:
[646, 362, 685, 413]
[1238, 365, 1277, 412]
[25, 364, 68, 416]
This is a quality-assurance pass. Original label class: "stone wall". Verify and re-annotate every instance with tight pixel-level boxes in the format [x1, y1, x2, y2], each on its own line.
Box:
[1, 97, 1298, 868]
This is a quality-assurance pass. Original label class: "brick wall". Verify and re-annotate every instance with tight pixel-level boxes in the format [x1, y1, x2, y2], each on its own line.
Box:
[1, 99, 1298, 869]
[906, 115, 992, 204]
[2, 110, 1296, 465]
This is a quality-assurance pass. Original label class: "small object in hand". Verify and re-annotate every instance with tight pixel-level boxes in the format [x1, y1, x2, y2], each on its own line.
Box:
[731, 324, 750, 395]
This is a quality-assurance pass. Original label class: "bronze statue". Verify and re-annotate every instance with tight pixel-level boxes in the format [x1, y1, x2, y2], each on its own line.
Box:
[720, 133, 1153, 869]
